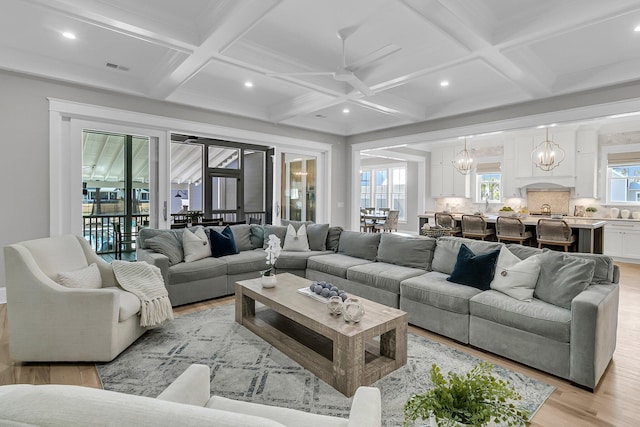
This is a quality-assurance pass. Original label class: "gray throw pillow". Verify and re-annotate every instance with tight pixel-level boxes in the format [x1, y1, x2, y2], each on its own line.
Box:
[567, 253, 615, 284]
[534, 251, 596, 309]
[505, 244, 545, 260]
[249, 224, 265, 249]
[262, 225, 288, 248]
[376, 234, 435, 270]
[338, 231, 381, 261]
[229, 224, 252, 252]
[306, 223, 330, 251]
[146, 233, 184, 265]
[326, 226, 343, 252]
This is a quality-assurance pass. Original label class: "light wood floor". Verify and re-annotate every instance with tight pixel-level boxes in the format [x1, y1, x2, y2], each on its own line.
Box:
[2, 263, 639, 426]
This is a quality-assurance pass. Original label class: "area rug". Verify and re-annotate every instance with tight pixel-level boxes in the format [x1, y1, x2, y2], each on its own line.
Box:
[97, 304, 554, 426]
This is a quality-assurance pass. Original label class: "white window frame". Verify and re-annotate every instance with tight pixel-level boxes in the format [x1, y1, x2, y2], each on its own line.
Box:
[602, 143, 640, 207]
[359, 163, 407, 221]
[472, 158, 502, 204]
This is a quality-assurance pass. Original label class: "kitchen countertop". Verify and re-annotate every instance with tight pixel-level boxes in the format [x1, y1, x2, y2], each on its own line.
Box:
[418, 213, 607, 229]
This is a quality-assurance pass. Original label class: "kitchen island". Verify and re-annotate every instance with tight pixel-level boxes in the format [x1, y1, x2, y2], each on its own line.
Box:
[418, 213, 607, 254]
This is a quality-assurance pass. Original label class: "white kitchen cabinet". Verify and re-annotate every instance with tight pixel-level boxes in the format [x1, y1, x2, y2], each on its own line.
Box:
[501, 140, 519, 197]
[430, 146, 469, 198]
[604, 221, 640, 261]
[574, 129, 598, 198]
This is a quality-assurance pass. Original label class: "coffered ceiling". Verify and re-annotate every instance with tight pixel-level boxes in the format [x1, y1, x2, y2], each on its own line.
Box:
[4, 0, 640, 136]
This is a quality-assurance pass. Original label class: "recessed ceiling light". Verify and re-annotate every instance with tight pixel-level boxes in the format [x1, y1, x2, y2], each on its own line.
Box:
[62, 32, 76, 40]
[440, 80, 449, 87]
[634, 25, 640, 32]
[244, 81, 253, 88]
[342, 108, 350, 114]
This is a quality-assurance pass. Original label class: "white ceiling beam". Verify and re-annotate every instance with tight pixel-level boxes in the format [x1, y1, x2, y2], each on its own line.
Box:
[353, 93, 427, 122]
[147, 0, 282, 99]
[268, 92, 346, 123]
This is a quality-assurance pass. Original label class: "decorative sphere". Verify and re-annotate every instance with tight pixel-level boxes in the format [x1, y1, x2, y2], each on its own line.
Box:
[329, 290, 338, 297]
[343, 297, 365, 322]
[309, 282, 317, 291]
[327, 296, 343, 315]
[321, 288, 331, 298]
[318, 281, 327, 287]
[314, 285, 323, 294]
[339, 292, 348, 301]
[330, 286, 339, 292]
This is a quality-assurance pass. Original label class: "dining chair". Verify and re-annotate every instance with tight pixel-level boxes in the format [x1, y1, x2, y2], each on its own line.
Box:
[360, 209, 374, 232]
[374, 210, 399, 233]
[461, 215, 495, 240]
[536, 218, 575, 251]
[434, 212, 461, 236]
[496, 216, 533, 245]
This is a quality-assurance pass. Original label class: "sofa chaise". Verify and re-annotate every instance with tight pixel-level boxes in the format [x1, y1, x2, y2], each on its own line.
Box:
[0, 364, 381, 426]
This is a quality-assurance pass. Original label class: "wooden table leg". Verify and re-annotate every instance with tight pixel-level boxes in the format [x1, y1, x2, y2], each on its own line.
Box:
[234, 285, 255, 324]
[334, 333, 364, 397]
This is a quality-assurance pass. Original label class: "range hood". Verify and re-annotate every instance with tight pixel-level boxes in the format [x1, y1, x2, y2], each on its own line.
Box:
[515, 176, 575, 189]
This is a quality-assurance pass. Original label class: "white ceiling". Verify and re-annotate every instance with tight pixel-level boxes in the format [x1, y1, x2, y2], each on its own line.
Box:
[4, 0, 640, 136]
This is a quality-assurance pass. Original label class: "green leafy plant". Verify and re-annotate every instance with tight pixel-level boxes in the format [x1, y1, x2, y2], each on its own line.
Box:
[403, 362, 530, 427]
[586, 207, 597, 213]
[499, 206, 514, 212]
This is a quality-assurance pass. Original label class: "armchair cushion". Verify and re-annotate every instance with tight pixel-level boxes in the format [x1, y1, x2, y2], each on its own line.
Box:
[57, 263, 102, 289]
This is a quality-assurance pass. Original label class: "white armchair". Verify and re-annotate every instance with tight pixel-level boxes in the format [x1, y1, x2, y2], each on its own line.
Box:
[0, 364, 382, 426]
[4, 234, 147, 362]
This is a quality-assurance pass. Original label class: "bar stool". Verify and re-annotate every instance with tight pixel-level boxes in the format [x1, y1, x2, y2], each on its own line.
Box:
[435, 212, 461, 236]
[461, 215, 495, 240]
[496, 216, 533, 245]
[536, 219, 575, 252]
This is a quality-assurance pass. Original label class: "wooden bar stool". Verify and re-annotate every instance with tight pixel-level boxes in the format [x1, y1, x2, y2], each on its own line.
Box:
[496, 216, 533, 245]
[536, 218, 575, 252]
[461, 214, 495, 240]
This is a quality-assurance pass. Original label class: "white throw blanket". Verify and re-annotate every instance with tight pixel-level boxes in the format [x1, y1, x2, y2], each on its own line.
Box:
[112, 261, 174, 328]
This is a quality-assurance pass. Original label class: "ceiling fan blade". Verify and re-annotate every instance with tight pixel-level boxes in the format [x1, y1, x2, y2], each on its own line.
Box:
[267, 71, 335, 77]
[348, 44, 402, 70]
[343, 74, 375, 97]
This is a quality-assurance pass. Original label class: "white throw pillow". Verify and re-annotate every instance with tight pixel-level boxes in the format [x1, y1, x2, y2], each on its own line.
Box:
[283, 223, 310, 252]
[182, 227, 212, 262]
[57, 263, 102, 289]
[490, 246, 541, 301]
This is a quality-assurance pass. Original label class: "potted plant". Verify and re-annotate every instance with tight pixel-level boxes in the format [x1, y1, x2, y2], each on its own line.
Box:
[586, 207, 597, 217]
[261, 234, 281, 288]
[499, 206, 515, 217]
[403, 362, 530, 427]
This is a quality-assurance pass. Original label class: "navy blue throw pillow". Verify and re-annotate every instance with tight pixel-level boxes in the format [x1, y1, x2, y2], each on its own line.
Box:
[210, 225, 239, 257]
[446, 244, 500, 290]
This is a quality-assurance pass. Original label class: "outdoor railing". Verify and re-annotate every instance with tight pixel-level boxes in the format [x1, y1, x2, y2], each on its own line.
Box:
[83, 214, 149, 255]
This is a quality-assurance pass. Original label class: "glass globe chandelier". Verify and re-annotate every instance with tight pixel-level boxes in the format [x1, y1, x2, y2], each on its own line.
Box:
[452, 138, 473, 175]
[531, 128, 564, 171]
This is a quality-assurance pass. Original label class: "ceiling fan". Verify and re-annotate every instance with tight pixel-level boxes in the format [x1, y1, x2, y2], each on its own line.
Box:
[268, 27, 400, 97]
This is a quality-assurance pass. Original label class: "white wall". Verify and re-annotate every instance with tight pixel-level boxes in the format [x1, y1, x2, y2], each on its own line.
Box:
[0, 70, 347, 287]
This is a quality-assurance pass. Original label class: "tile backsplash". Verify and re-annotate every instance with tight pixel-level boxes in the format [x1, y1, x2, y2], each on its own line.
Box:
[526, 190, 570, 214]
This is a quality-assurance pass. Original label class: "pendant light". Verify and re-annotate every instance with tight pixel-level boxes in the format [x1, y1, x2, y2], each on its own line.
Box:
[452, 138, 473, 175]
[531, 128, 565, 171]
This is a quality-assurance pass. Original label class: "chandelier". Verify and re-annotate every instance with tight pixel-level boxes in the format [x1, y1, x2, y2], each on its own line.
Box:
[452, 138, 473, 175]
[531, 128, 565, 171]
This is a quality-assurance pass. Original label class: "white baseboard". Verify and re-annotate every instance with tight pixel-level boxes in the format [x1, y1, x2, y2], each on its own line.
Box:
[0, 287, 6, 304]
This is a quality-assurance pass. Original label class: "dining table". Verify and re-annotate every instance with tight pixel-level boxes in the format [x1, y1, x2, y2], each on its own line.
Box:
[361, 212, 388, 232]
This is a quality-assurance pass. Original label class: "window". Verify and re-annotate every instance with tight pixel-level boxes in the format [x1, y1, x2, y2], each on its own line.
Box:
[607, 152, 640, 204]
[360, 165, 407, 220]
[476, 162, 501, 203]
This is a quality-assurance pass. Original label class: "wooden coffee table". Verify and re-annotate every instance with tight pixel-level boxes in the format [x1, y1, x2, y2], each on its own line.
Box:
[235, 273, 407, 397]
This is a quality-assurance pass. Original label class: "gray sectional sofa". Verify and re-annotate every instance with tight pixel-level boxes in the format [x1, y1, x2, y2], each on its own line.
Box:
[137, 226, 619, 390]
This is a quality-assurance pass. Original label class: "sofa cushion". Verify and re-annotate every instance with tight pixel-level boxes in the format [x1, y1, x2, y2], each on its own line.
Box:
[447, 244, 500, 291]
[169, 257, 227, 285]
[210, 226, 240, 258]
[338, 231, 381, 261]
[376, 234, 436, 270]
[283, 224, 310, 252]
[275, 250, 332, 270]
[432, 237, 503, 274]
[505, 244, 546, 260]
[490, 246, 541, 302]
[326, 226, 343, 252]
[220, 249, 268, 275]
[146, 233, 184, 265]
[347, 262, 426, 294]
[470, 290, 571, 343]
[566, 253, 615, 284]
[534, 251, 596, 309]
[138, 228, 184, 250]
[263, 225, 288, 248]
[56, 263, 102, 289]
[207, 225, 253, 252]
[306, 223, 330, 251]
[182, 228, 212, 262]
[306, 253, 373, 278]
[400, 271, 482, 314]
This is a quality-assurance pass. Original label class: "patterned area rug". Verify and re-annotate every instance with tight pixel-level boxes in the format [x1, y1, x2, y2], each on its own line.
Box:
[97, 304, 554, 426]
